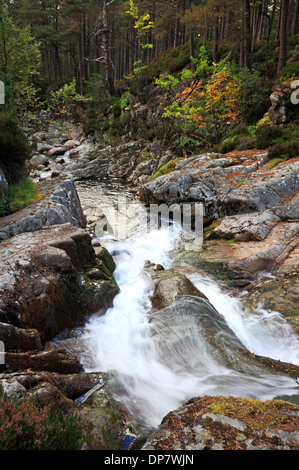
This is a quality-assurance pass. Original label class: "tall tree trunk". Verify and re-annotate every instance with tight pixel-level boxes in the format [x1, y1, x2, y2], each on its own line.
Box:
[277, 0, 288, 75]
[213, 13, 219, 63]
[243, 0, 252, 68]
[102, 0, 115, 96]
[291, 0, 298, 34]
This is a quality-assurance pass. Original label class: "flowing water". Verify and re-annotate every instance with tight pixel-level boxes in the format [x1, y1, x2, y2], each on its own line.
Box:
[71, 177, 299, 429]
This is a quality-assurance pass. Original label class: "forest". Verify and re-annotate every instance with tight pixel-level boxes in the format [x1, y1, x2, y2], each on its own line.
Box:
[0, 0, 298, 184]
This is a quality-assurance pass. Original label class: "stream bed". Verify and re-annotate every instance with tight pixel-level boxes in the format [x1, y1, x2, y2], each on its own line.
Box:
[69, 177, 299, 429]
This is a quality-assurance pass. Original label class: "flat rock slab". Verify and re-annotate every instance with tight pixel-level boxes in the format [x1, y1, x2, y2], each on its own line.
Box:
[0, 179, 86, 242]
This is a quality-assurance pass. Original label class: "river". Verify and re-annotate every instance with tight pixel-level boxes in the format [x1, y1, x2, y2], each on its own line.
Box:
[72, 176, 299, 430]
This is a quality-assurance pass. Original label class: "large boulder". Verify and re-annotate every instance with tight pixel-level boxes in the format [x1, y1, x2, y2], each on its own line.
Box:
[0, 223, 119, 342]
[0, 179, 86, 242]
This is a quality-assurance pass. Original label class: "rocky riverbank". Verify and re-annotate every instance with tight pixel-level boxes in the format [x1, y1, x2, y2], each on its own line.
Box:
[0, 118, 298, 450]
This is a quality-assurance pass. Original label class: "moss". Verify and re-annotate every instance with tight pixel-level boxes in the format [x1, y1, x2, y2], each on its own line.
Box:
[268, 140, 299, 161]
[206, 396, 299, 433]
[8, 177, 44, 213]
[204, 220, 221, 240]
[152, 158, 182, 180]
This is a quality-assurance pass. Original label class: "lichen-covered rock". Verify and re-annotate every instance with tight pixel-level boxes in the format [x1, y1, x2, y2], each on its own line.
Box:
[142, 396, 299, 450]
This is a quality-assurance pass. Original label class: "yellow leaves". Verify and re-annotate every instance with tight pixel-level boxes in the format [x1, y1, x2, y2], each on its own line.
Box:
[205, 66, 242, 123]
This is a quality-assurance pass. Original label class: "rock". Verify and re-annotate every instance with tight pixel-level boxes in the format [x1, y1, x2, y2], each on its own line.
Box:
[147, 267, 208, 310]
[244, 273, 299, 333]
[27, 381, 74, 410]
[47, 147, 66, 157]
[0, 224, 119, 342]
[142, 396, 299, 450]
[64, 140, 145, 180]
[94, 245, 116, 273]
[0, 370, 107, 402]
[174, 219, 299, 286]
[139, 150, 265, 205]
[131, 159, 157, 180]
[63, 139, 80, 149]
[76, 380, 145, 450]
[268, 91, 288, 125]
[0, 322, 42, 352]
[0, 179, 86, 241]
[212, 209, 281, 242]
[207, 159, 299, 218]
[1, 377, 27, 401]
[36, 142, 52, 153]
[30, 154, 49, 168]
[5, 348, 83, 374]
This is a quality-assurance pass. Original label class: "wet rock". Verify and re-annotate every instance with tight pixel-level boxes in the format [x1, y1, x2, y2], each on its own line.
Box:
[147, 268, 208, 310]
[76, 379, 145, 450]
[142, 396, 299, 450]
[244, 272, 299, 333]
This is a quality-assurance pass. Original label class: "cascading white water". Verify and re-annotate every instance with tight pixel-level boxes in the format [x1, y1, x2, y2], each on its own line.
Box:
[75, 178, 299, 429]
[187, 272, 299, 366]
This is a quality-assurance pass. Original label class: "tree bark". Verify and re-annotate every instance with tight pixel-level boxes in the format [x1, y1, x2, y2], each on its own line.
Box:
[277, 0, 288, 75]
[243, 0, 252, 68]
[102, 0, 115, 96]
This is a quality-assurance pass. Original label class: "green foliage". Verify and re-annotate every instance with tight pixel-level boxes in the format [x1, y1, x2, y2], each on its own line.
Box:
[126, 0, 154, 50]
[155, 47, 266, 151]
[7, 178, 44, 213]
[0, 116, 31, 183]
[119, 90, 131, 110]
[49, 79, 90, 117]
[0, 392, 93, 450]
[268, 141, 299, 161]
[255, 124, 283, 149]
[0, 5, 41, 116]
[0, 201, 9, 217]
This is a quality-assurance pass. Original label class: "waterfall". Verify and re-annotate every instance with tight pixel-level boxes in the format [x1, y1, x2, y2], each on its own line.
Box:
[74, 178, 299, 429]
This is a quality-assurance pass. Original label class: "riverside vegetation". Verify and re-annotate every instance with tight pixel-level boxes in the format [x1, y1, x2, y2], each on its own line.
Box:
[0, 0, 298, 451]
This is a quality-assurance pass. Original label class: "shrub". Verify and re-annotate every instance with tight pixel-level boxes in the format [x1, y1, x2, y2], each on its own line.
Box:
[255, 123, 282, 149]
[268, 141, 299, 160]
[0, 393, 93, 450]
[0, 116, 31, 183]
